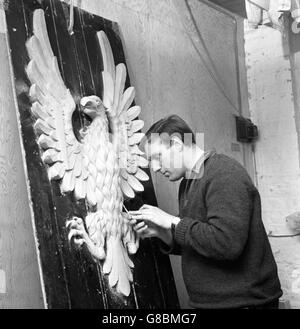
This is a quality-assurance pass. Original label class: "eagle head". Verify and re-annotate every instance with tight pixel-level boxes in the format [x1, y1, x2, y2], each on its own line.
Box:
[80, 96, 106, 119]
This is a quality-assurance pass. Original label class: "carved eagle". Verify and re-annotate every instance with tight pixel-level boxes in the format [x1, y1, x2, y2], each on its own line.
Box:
[25, 9, 149, 297]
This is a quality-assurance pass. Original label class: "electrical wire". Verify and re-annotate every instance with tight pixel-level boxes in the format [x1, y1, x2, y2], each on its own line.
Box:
[174, 0, 240, 115]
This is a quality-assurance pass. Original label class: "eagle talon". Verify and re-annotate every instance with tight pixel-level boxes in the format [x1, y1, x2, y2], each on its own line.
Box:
[66, 216, 105, 259]
[67, 216, 90, 247]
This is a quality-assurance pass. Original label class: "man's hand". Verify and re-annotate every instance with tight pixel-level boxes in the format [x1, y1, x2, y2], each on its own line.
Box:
[130, 220, 173, 246]
[129, 204, 180, 230]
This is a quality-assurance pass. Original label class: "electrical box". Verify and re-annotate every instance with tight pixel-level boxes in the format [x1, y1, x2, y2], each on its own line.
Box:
[235, 116, 258, 143]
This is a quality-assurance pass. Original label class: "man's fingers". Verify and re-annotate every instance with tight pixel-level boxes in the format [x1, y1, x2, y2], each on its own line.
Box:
[131, 212, 159, 227]
[141, 232, 152, 239]
[139, 204, 152, 210]
[129, 211, 142, 216]
[128, 219, 138, 226]
[134, 222, 146, 231]
[131, 211, 154, 220]
[136, 225, 148, 235]
[130, 214, 146, 221]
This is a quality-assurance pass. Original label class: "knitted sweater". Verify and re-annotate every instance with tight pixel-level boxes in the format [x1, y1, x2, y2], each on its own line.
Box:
[162, 153, 282, 309]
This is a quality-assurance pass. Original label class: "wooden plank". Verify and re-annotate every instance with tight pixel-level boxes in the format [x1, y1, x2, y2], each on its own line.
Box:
[0, 30, 44, 308]
[6, 0, 179, 309]
[5, 0, 71, 308]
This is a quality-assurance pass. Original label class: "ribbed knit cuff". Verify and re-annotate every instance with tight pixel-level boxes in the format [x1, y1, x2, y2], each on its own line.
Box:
[174, 217, 194, 246]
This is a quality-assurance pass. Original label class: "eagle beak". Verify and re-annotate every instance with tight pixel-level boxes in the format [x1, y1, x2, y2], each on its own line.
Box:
[80, 96, 106, 119]
[80, 97, 98, 118]
[80, 97, 95, 108]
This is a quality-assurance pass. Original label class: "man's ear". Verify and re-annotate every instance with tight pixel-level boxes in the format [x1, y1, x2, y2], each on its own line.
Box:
[170, 135, 184, 151]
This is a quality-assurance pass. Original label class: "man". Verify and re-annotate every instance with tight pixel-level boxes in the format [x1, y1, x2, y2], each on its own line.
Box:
[129, 114, 282, 309]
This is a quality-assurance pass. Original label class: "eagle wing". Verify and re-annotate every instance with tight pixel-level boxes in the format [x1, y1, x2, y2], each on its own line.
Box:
[97, 31, 149, 199]
[26, 9, 90, 202]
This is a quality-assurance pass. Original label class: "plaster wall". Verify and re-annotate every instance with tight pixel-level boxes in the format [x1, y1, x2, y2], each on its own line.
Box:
[245, 24, 300, 309]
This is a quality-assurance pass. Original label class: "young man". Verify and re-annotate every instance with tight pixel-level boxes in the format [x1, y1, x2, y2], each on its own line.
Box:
[129, 115, 282, 309]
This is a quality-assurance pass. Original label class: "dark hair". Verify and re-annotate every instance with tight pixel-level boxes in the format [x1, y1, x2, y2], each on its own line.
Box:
[145, 115, 196, 146]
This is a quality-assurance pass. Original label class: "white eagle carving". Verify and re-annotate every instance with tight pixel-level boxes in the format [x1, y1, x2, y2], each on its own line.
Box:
[25, 9, 149, 297]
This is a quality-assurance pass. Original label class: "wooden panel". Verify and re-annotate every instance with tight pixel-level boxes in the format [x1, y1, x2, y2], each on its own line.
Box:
[5, 0, 179, 309]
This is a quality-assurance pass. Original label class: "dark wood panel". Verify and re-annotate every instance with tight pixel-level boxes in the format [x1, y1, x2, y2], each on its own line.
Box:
[6, 0, 179, 309]
[43, 0, 106, 309]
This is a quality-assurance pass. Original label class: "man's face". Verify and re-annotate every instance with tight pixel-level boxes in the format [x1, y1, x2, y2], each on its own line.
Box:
[144, 138, 186, 181]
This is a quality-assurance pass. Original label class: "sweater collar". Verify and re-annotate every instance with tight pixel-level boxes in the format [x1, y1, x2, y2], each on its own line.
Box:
[185, 149, 216, 180]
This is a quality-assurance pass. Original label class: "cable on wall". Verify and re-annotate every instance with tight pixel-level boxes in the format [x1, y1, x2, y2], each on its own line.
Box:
[174, 0, 241, 115]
